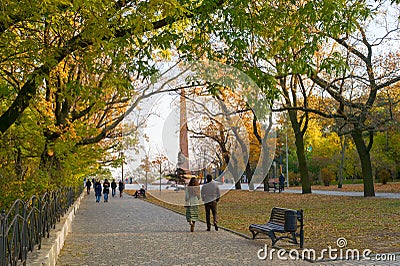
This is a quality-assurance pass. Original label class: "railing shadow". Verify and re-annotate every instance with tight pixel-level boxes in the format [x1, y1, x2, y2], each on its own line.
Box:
[0, 186, 82, 266]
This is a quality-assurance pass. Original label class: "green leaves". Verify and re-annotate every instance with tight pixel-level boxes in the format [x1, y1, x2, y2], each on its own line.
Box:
[320, 51, 349, 76]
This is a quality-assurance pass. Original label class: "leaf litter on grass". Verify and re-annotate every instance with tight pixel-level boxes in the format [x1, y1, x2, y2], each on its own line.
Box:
[127, 189, 400, 255]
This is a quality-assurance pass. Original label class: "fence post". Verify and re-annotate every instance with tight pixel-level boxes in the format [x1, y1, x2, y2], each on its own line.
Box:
[21, 203, 28, 264]
[0, 210, 6, 266]
[38, 198, 42, 250]
[299, 209, 304, 249]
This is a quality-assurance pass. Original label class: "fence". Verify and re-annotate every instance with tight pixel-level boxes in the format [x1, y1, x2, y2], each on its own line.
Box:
[0, 187, 82, 266]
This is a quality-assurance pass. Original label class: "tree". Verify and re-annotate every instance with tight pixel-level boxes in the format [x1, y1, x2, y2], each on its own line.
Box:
[309, 2, 400, 196]
[182, 0, 400, 196]
[1, 0, 235, 205]
[152, 153, 168, 192]
[140, 154, 151, 190]
[0, 0, 226, 134]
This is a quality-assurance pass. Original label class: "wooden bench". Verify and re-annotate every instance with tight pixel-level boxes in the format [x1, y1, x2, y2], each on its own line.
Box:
[267, 181, 277, 192]
[249, 207, 304, 248]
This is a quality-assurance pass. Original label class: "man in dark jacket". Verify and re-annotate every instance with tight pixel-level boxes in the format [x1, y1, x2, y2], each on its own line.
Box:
[94, 180, 102, 203]
[201, 175, 221, 231]
[103, 179, 110, 202]
[279, 173, 285, 192]
[85, 179, 92, 195]
[111, 179, 117, 197]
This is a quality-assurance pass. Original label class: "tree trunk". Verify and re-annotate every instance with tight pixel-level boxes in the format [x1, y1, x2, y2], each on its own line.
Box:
[287, 108, 312, 194]
[338, 135, 346, 189]
[294, 132, 312, 194]
[351, 130, 375, 197]
[40, 138, 63, 185]
[245, 161, 254, 190]
[15, 147, 24, 180]
[230, 154, 242, 190]
[222, 147, 241, 190]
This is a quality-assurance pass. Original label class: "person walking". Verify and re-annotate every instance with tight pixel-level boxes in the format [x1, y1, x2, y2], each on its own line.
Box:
[111, 179, 117, 197]
[85, 179, 92, 195]
[103, 179, 110, 202]
[279, 173, 285, 192]
[118, 180, 125, 198]
[94, 179, 102, 203]
[201, 174, 220, 231]
[185, 177, 200, 232]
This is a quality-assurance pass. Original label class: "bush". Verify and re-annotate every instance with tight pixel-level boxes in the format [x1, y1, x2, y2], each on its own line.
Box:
[320, 167, 335, 186]
[377, 169, 391, 185]
[288, 171, 301, 186]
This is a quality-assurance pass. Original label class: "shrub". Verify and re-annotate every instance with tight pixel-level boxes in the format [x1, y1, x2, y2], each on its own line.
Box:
[288, 171, 301, 186]
[320, 167, 335, 186]
[377, 168, 391, 185]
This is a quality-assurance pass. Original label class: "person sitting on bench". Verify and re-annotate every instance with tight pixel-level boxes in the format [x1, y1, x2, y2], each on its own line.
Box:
[134, 185, 146, 198]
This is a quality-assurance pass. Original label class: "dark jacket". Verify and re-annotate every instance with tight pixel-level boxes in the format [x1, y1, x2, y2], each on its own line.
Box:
[201, 180, 220, 204]
[103, 180, 110, 194]
[118, 181, 124, 191]
[94, 181, 102, 196]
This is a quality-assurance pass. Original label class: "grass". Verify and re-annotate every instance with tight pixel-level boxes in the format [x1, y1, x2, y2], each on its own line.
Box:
[126, 188, 400, 256]
[290, 181, 400, 193]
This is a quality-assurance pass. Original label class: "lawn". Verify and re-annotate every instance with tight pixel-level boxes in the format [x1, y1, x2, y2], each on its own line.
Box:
[126, 188, 400, 256]
[289, 182, 400, 193]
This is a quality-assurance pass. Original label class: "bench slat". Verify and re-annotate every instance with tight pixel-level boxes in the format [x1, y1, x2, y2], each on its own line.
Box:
[249, 207, 304, 248]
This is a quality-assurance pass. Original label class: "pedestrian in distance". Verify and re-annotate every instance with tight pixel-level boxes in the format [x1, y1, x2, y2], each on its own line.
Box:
[103, 179, 110, 202]
[85, 179, 92, 195]
[118, 180, 125, 198]
[185, 177, 200, 232]
[111, 179, 117, 197]
[94, 179, 102, 203]
[201, 174, 221, 231]
[279, 173, 285, 192]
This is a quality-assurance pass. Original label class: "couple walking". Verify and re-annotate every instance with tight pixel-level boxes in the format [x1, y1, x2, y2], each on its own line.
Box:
[185, 174, 220, 232]
[94, 179, 110, 202]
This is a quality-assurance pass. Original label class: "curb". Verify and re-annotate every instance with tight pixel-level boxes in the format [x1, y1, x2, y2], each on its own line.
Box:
[26, 191, 85, 266]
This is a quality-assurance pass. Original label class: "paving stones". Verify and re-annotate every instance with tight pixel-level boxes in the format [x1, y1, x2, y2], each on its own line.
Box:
[56, 193, 399, 266]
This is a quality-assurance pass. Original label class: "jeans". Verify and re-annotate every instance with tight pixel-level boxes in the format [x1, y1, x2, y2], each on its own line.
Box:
[112, 188, 116, 197]
[95, 194, 101, 202]
[104, 192, 109, 202]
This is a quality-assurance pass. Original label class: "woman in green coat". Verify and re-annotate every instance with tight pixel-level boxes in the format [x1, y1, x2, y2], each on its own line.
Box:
[185, 177, 200, 232]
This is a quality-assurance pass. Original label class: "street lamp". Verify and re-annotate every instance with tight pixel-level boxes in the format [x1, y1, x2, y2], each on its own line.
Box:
[120, 152, 124, 183]
[285, 129, 289, 188]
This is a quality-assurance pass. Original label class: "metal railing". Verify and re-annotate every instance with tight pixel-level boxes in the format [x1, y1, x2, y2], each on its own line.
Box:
[0, 186, 82, 266]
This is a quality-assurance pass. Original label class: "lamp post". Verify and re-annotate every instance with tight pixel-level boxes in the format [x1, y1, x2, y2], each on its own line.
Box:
[203, 147, 206, 184]
[285, 129, 289, 188]
[121, 152, 124, 183]
[159, 162, 162, 193]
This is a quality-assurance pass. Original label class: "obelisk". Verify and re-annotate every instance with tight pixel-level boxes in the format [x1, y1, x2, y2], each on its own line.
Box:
[178, 89, 190, 173]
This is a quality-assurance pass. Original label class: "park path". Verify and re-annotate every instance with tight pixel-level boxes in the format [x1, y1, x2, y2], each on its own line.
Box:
[56, 192, 308, 265]
[56, 191, 399, 265]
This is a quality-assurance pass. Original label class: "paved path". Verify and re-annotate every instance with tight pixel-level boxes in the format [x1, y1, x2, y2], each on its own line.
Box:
[56, 192, 399, 265]
[56, 193, 309, 265]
